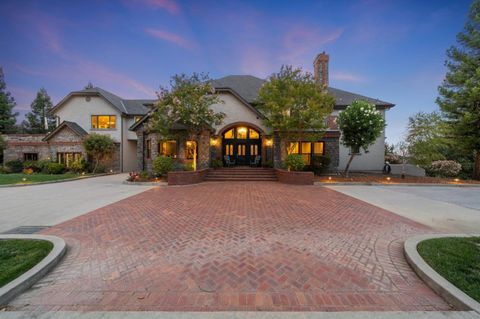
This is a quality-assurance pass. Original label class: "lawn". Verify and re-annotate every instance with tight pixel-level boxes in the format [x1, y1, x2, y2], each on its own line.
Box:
[0, 173, 81, 185]
[0, 239, 53, 287]
[418, 237, 480, 303]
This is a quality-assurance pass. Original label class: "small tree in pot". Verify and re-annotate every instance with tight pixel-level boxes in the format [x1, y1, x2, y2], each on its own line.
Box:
[338, 100, 384, 176]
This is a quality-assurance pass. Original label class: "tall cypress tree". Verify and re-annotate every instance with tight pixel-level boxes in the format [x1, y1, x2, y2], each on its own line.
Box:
[22, 88, 56, 133]
[437, 0, 480, 180]
[0, 67, 18, 133]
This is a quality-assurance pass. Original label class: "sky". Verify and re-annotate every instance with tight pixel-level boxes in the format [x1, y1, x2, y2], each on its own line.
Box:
[0, 0, 472, 143]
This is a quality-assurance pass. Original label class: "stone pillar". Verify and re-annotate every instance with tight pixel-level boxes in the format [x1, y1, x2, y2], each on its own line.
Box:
[136, 129, 145, 171]
[273, 131, 282, 168]
[197, 131, 210, 169]
[323, 137, 339, 171]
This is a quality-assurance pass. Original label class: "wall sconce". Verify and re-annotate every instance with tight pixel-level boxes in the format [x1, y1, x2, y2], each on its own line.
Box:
[265, 139, 273, 147]
[210, 138, 217, 146]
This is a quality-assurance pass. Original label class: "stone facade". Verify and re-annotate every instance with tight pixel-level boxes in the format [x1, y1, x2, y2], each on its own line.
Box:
[2, 126, 120, 172]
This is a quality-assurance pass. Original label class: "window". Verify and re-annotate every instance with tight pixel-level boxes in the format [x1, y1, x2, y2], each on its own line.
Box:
[159, 140, 177, 158]
[249, 128, 259, 139]
[185, 141, 197, 159]
[57, 152, 82, 167]
[287, 141, 325, 165]
[146, 140, 151, 159]
[237, 144, 246, 156]
[250, 144, 259, 156]
[236, 127, 247, 139]
[224, 129, 235, 139]
[23, 153, 38, 161]
[91, 115, 116, 129]
[225, 144, 233, 156]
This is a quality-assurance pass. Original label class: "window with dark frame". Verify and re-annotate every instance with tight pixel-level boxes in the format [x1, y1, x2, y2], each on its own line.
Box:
[91, 115, 116, 129]
[159, 140, 177, 158]
[288, 141, 325, 165]
[57, 152, 82, 168]
[23, 153, 38, 161]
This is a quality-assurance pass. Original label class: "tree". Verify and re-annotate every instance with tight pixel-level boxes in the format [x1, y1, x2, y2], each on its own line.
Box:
[257, 65, 335, 156]
[437, 0, 480, 179]
[148, 73, 225, 171]
[22, 88, 56, 133]
[0, 67, 18, 133]
[338, 100, 385, 176]
[83, 133, 116, 173]
[406, 111, 448, 168]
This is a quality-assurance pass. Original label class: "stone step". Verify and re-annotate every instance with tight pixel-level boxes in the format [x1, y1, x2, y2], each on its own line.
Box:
[205, 177, 278, 181]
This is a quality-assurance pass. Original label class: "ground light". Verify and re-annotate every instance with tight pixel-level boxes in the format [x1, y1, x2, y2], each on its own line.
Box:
[386, 177, 391, 181]
[22, 178, 27, 182]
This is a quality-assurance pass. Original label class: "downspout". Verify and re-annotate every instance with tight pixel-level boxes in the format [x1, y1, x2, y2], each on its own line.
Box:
[120, 116, 124, 172]
[142, 131, 146, 171]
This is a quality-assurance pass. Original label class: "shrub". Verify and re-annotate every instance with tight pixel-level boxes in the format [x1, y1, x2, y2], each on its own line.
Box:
[211, 158, 223, 169]
[22, 168, 34, 175]
[5, 160, 23, 173]
[284, 154, 305, 171]
[46, 162, 65, 174]
[0, 166, 11, 174]
[139, 170, 150, 179]
[428, 160, 462, 178]
[183, 163, 194, 171]
[23, 160, 48, 173]
[153, 156, 174, 176]
[311, 155, 331, 175]
[69, 157, 86, 173]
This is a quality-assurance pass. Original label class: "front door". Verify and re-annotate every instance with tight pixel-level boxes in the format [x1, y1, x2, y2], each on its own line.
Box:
[222, 126, 262, 166]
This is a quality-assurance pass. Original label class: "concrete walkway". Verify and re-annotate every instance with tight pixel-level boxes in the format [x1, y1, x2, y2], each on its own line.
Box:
[0, 174, 153, 233]
[326, 185, 480, 233]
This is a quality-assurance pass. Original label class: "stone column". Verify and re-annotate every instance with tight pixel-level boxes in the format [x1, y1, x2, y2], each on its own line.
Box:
[273, 131, 282, 168]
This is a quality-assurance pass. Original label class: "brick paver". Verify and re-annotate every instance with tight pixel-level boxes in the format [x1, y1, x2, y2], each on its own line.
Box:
[9, 183, 451, 311]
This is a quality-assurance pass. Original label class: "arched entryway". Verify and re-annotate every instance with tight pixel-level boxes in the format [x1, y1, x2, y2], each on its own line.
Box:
[222, 125, 262, 166]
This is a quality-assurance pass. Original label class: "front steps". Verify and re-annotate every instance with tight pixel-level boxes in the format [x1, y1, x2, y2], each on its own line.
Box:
[205, 167, 278, 182]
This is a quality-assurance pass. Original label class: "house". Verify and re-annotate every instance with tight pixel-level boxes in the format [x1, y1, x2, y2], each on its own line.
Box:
[2, 52, 394, 173]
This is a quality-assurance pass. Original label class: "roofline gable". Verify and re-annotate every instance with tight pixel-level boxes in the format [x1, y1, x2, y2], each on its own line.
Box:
[50, 91, 123, 115]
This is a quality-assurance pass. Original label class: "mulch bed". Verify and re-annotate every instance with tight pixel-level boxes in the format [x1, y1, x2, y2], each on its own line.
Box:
[316, 174, 480, 185]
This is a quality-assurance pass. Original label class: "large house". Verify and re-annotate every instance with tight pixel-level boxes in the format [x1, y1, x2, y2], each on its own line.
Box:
[3, 53, 394, 173]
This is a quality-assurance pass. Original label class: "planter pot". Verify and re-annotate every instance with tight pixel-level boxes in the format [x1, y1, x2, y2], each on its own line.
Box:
[275, 169, 314, 185]
[167, 169, 209, 186]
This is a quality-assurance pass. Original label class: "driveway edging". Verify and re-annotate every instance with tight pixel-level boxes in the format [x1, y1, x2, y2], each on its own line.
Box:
[404, 233, 480, 313]
[0, 235, 67, 306]
[0, 173, 109, 188]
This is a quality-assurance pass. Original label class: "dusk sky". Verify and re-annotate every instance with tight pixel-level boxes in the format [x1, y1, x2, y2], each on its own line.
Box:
[0, 0, 471, 143]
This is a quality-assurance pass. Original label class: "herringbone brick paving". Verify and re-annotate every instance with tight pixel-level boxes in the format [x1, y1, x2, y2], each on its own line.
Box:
[8, 182, 452, 311]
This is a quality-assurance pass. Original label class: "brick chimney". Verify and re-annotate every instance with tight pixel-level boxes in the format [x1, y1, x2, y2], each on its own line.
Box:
[313, 52, 329, 87]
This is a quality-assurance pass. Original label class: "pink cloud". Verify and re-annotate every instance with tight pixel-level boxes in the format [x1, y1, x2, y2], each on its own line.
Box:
[330, 71, 366, 83]
[239, 45, 274, 78]
[123, 0, 180, 15]
[145, 28, 194, 49]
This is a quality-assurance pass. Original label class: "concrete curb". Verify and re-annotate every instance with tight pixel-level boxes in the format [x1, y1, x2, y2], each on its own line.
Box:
[122, 180, 167, 186]
[0, 173, 109, 188]
[404, 234, 480, 314]
[0, 235, 67, 306]
[315, 182, 480, 187]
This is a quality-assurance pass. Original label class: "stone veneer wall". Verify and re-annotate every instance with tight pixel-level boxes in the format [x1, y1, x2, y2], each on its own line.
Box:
[3, 135, 50, 162]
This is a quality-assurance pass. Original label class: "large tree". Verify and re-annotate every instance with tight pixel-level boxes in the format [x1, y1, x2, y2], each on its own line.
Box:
[257, 65, 335, 158]
[338, 100, 385, 176]
[0, 67, 18, 133]
[148, 73, 225, 171]
[22, 88, 56, 133]
[437, 0, 480, 179]
[406, 111, 448, 168]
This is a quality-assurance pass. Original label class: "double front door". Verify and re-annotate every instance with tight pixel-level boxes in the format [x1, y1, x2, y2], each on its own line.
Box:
[224, 140, 261, 165]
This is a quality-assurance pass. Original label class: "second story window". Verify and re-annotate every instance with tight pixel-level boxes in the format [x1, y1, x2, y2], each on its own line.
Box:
[91, 115, 116, 129]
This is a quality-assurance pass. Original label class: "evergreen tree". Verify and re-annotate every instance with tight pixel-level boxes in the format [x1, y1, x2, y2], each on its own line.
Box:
[22, 88, 56, 133]
[437, 0, 480, 179]
[0, 67, 18, 133]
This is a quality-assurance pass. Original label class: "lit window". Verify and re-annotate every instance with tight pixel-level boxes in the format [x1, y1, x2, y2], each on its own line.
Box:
[57, 152, 82, 167]
[91, 115, 116, 129]
[186, 141, 197, 159]
[301, 142, 312, 165]
[236, 127, 247, 139]
[237, 144, 246, 155]
[314, 142, 324, 155]
[160, 140, 177, 158]
[288, 142, 299, 154]
[224, 129, 235, 139]
[249, 128, 259, 139]
[225, 144, 233, 156]
[250, 144, 258, 156]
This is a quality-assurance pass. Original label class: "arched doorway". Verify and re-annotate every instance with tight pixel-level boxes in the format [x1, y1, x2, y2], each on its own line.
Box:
[222, 125, 261, 166]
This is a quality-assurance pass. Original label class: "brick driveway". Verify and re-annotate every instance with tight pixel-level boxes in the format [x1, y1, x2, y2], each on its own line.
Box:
[9, 183, 451, 311]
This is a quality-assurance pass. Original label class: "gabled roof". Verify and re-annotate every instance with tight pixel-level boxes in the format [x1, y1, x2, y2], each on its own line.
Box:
[211, 75, 394, 109]
[43, 121, 88, 141]
[51, 87, 155, 116]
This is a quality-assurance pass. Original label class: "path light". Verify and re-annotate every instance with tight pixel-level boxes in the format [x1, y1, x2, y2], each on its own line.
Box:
[454, 178, 460, 182]
[22, 178, 27, 182]
[386, 177, 391, 181]
[155, 177, 159, 182]
[110, 169, 113, 173]
[81, 172, 85, 176]
[328, 176, 332, 181]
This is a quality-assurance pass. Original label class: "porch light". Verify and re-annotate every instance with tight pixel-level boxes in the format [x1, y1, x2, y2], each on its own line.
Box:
[265, 139, 273, 146]
[210, 138, 217, 146]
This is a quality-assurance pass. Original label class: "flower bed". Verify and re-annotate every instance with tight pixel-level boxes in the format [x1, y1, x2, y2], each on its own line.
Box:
[275, 169, 314, 185]
[167, 169, 209, 186]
